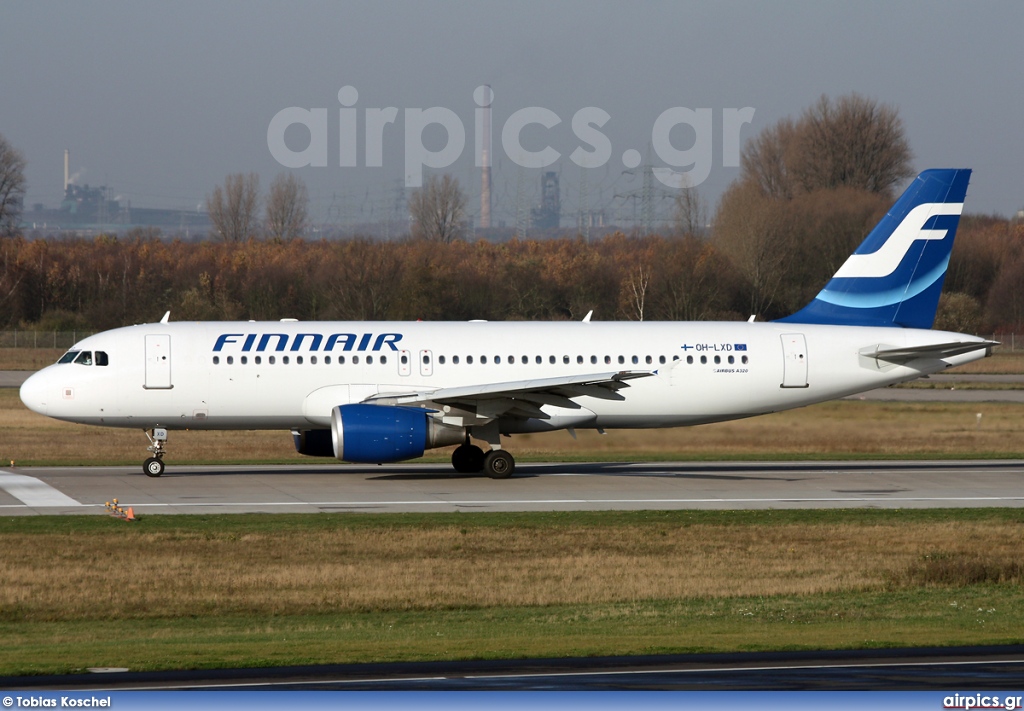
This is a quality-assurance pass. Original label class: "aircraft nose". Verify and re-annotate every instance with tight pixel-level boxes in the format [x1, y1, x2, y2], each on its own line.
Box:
[19, 370, 51, 416]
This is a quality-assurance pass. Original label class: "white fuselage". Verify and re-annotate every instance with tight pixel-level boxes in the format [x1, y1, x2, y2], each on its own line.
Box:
[19, 320, 987, 433]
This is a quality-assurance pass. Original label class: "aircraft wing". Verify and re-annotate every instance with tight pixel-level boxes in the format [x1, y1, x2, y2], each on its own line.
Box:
[869, 340, 999, 363]
[365, 370, 653, 420]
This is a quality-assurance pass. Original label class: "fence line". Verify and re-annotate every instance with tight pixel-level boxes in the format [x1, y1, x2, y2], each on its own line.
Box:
[0, 331, 94, 349]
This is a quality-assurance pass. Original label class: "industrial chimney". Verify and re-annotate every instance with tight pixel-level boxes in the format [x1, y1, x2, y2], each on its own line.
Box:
[477, 85, 493, 230]
[64, 149, 69, 195]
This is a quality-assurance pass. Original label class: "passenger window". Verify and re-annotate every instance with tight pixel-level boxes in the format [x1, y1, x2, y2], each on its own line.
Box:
[380, 355, 387, 364]
[714, 355, 721, 364]
[74, 351, 93, 366]
[467, 355, 474, 364]
[481, 355, 487, 364]
[700, 355, 707, 364]
[95, 351, 109, 366]
[563, 355, 570, 364]
[352, 355, 359, 365]
[423, 354, 430, 364]
[283, 356, 290, 365]
[325, 356, 331, 364]
[618, 356, 625, 365]
[227, 356, 234, 365]
[659, 356, 665, 365]
[269, 356, 276, 365]
[255, 355, 262, 365]
[366, 355, 373, 365]
[742, 355, 749, 364]
[605, 355, 611, 365]
[522, 355, 528, 364]
[591, 355, 597, 364]
[213, 356, 220, 365]
[549, 355, 555, 364]
[494, 355, 501, 364]
[535, 356, 542, 364]
[577, 355, 583, 364]
[296, 356, 303, 365]
[687, 355, 693, 364]
[58, 351, 78, 364]
[646, 355, 653, 365]
[241, 356, 248, 365]
[311, 356, 317, 365]
[439, 355, 446, 365]
[728, 355, 734, 364]
[454, 355, 460, 364]
[338, 356, 345, 364]
[632, 355, 639, 364]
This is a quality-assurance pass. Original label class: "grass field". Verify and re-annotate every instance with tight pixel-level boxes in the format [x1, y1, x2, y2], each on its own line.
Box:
[0, 509, 1022, 676]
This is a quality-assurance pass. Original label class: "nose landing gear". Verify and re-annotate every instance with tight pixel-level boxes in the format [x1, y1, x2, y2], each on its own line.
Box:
[143, 428, 167, 477]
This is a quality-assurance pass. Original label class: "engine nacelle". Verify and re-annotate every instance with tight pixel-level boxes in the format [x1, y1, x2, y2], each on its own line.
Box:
[291, 428, 334, 457]
[330, 404, 464, 463]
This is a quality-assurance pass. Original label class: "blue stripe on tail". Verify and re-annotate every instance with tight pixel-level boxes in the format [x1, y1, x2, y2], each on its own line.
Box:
[779, 169, 971, 329]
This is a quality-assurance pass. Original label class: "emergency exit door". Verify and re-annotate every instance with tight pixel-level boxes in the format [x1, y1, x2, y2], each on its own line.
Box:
[144, 334, 173, 389]
[780, 333, 808, 388]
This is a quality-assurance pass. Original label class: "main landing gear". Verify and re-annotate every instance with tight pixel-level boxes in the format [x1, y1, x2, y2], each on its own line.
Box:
[143, 428, 168, 477]
[450, 434, 515, 479]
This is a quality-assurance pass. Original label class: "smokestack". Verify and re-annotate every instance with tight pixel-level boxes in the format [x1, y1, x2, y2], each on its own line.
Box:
[477, 85, 493, 229]
[64, 149, 69, 194]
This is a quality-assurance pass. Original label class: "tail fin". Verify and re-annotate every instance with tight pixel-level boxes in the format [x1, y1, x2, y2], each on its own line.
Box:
[779, 168, 971, 329]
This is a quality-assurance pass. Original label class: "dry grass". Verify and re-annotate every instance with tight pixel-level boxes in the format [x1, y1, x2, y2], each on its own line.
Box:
[1, 518, 1021, 622]
[947, 351, 1024, 374]
[4, 389, 1024, 465]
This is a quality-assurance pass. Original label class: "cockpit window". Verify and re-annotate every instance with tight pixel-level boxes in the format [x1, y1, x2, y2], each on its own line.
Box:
[96, 351, 109, 366]
[73, 351, 93, 366]
[58, 351, 79, 364]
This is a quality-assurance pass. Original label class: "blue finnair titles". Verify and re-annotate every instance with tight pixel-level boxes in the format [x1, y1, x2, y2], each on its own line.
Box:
[780, 168, 971, 329]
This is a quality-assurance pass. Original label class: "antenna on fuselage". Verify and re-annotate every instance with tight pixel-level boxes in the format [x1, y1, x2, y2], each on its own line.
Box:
[160, 311, 171, 324]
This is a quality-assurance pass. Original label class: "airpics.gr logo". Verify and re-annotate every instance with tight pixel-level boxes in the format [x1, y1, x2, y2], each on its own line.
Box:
[267, 85, 756, 188]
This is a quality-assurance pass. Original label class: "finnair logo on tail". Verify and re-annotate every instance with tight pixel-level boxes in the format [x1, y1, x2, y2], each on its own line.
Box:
[833, 202, 963, 279]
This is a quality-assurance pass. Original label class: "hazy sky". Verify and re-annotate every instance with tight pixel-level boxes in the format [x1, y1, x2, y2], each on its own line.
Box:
[2, 1, 1022, 226]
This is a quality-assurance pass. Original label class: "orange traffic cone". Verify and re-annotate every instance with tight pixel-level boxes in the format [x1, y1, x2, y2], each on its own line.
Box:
[125, 507, 136, 521]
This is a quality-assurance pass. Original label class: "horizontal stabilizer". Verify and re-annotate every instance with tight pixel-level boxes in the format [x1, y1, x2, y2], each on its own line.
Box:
[867, 340, 998, 364]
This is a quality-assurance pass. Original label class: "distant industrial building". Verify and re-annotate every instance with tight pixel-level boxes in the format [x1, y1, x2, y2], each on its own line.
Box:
[21, 149, 211, 236]
[530, 171, 560, 230]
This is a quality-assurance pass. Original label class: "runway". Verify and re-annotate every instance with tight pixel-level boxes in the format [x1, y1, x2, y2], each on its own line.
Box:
[2, 459, 1024, 515]
[7, 646, 1024, 690]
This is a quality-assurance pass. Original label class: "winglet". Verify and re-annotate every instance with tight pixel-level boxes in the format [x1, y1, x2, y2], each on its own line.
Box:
[780, 169, 971, 329]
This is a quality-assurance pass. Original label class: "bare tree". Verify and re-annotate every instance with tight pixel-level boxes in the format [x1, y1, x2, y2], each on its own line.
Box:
[265, 172, 308, 242]
[207, 173, 261, 242]
[408, 174, 466, 243]
[792, 94, 913, 196]
[740, 93, 912, 199]
[0, 134, 27, 237]
[673, 176, 709, 236]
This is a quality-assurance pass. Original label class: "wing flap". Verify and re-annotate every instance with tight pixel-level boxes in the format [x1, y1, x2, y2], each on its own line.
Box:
[366, 370, 652, 410]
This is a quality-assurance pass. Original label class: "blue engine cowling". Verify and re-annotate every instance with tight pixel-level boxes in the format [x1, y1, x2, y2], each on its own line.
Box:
[330, 404, 440, 463]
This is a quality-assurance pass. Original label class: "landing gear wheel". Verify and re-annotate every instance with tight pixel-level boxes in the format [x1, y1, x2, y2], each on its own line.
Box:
[452, 444, 486, 473]
[143, 457, 165, 478]
[483, 450, 515, 479]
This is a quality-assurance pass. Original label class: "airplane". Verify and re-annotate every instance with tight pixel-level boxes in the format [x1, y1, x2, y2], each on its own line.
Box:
[19, 169, 995, 479]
